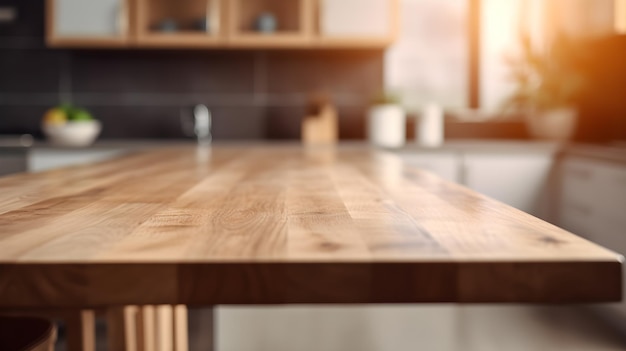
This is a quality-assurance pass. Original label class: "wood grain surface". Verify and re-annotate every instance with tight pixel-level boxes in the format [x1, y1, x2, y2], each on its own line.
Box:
[0, 145, 621, 308]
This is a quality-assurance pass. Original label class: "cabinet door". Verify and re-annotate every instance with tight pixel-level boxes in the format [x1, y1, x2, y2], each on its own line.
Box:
[29, 149, 125, 172]
[558, 156, 626, 322]
[560, 157, 626, 230]
[462, 153, 554, 217]
[586, 217, 626, 319]
[400, 153, 459, 183]
[0, 153, 28, 177]
[319, 0, 398, 43]
[48, 0, 130, 46]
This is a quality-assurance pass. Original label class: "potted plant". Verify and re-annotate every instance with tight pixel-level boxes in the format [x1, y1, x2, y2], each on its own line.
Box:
[367, 92, 406, 148]
[503, 34, 584, 141]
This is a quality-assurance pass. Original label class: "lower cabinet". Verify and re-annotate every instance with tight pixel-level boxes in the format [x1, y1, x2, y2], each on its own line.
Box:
[0, 151, 29, 177]
[462, 153, 554, 218]
[28, 149, 126, 172]
[400, 152, 460, 182]
[557, 155, 626, 319]
[400, 148, 556, 218]
[558, 156, 626, 240]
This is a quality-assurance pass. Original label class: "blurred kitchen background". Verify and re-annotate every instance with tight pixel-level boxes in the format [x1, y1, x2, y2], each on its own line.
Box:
[0, 0, 621, 142]
[2, 0, 626, 350]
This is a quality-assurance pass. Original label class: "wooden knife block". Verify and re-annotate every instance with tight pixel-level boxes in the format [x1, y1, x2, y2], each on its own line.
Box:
[301, 100, 338, 145]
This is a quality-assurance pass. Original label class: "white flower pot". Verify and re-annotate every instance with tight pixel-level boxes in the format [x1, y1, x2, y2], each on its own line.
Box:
[527, 107, 577, 141]
[368, 105, 406, 148]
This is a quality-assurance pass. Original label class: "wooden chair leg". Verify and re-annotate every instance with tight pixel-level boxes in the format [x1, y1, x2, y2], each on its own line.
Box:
[107, 306, 138, 351]
[108, 305, 189, 351]
[154, 305, 174, 351]
[137, 305, 156, 351]
[173, 305, 189, 351]
[64, 310, 96, 351]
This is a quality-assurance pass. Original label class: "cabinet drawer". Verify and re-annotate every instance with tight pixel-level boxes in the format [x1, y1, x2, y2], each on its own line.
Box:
[559, 157, 606, 239]
[561, 158, 603, 205]
[593, 162, 626, 219]
[559, 202, 598, 239]
[560, 157, 626, 222]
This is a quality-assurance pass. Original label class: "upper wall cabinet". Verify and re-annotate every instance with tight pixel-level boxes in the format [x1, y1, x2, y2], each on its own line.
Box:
[136, 0, 226, 47]
[228, 0, 313, 47]
[318, 0, 398, 47]
[46, 0, 399, 49]
[47, 0, 132, 47]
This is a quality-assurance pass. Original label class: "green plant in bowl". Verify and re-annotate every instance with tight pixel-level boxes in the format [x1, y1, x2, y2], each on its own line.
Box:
[42, 104, 101, 146]
[58, 104, 95, 122]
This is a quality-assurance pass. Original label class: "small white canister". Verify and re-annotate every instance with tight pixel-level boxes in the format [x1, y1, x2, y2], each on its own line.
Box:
[417, 103, 444, 148]
[368, 104, 406, 148]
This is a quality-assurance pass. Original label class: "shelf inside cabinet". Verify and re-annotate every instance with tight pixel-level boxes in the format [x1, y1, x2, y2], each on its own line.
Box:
[229, 0, 312, 44]
[136, 0, 224, 46]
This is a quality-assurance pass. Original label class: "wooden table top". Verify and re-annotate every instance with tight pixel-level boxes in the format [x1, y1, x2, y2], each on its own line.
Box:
[0, 145, 621, 308]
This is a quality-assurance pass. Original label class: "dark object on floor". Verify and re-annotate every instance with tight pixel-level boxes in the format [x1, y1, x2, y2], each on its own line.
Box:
[0, 316, 56, 351]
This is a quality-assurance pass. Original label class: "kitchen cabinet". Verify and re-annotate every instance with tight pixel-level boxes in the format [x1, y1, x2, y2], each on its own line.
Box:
[46, 0, 398, 49]
[136, 0, 226, 47]
[399, 145, 556, 218]
[28, 149, 126, 172]
[319, 0, 398, 47]
[0, 151, 28, 177]
[47, 0, 132, 47]
[462, 152, 554, 218]
[558, 156, 626, 238]
[400, 152, 460, 183]
[557, 155, 626, 320]
[227, 0, 314, 47]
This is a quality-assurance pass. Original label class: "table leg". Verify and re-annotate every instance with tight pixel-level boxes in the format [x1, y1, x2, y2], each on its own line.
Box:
[188, 307, 215, 351]
[205, 307, 215, 351]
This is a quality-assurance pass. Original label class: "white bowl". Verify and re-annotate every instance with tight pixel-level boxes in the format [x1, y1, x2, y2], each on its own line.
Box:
[42, 120, 102, 147]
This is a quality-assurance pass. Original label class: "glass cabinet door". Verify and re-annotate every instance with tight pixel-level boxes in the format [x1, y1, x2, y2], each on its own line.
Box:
[53, 0, 128, 38]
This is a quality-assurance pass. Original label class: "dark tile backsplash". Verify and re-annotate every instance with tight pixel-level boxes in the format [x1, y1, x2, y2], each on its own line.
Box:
[0, 1, 384, 140]
[0, 48, 64, 93]
[266, 51, 383, 98]
[71, 51, 257, 95]
[0, 105, 48, 137]
[0, 0, 45, 40]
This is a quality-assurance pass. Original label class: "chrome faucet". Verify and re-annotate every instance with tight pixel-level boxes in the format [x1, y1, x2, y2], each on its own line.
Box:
[181, 104, 212, 145]
[193, 104, 212, 145]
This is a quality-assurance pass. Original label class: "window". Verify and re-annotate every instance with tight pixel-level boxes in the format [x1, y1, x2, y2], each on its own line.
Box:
[480, 0, 615, 111]
[384, 0, 468, 110]
[385, 0, 617, 113]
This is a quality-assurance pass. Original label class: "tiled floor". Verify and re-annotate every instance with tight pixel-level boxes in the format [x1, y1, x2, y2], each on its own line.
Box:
[56, 305, 626, 351]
